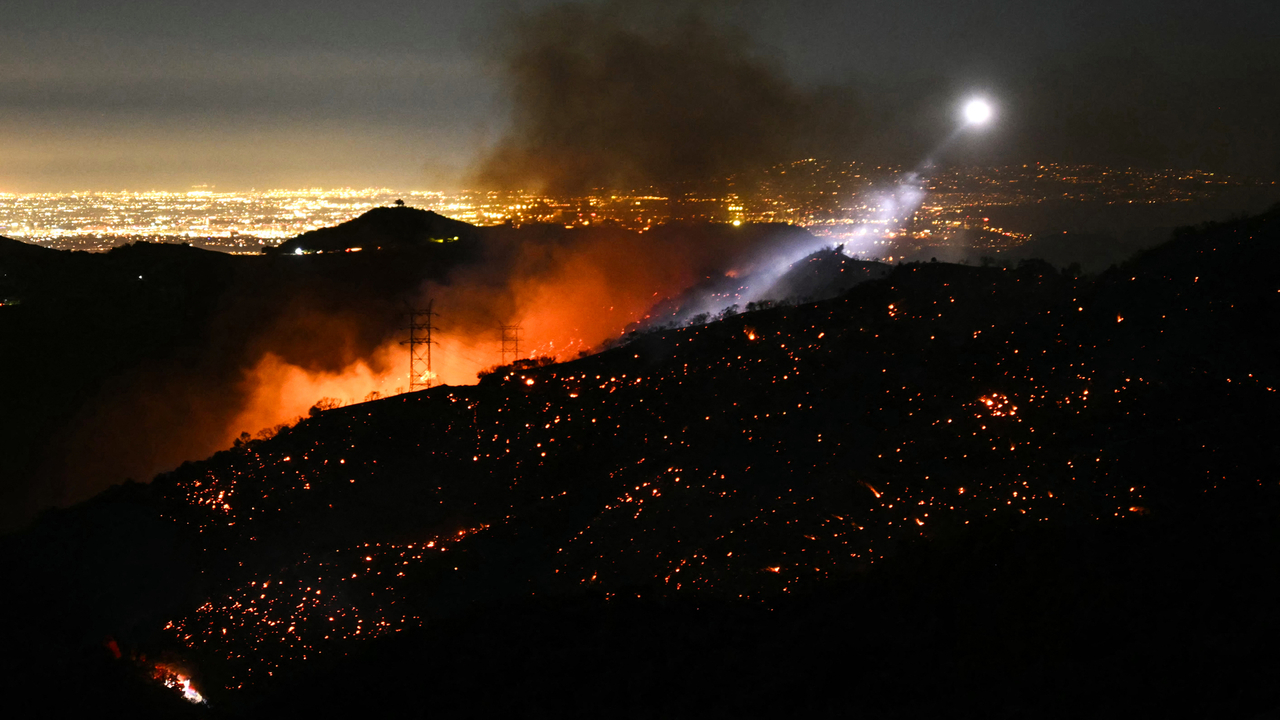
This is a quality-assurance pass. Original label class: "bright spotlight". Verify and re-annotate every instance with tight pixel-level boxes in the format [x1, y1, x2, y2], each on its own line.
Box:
[964, 99, 993, 125]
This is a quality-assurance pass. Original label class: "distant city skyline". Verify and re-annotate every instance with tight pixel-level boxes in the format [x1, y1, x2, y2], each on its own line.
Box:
[6, 160, 1273, 263]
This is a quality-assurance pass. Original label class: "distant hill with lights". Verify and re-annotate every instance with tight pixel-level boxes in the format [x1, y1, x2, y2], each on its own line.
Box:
[2, 206, 1278, 716]
[274, 204, 482, 255]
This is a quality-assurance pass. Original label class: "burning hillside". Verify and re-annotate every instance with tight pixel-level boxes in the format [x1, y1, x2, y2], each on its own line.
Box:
[2, 206, 1278, 715]
[0, 209, 841, 532]
[153, 209, 1280, 690]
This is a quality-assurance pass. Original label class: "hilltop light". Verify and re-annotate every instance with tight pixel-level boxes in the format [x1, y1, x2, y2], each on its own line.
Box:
[964, 99, 993, 125]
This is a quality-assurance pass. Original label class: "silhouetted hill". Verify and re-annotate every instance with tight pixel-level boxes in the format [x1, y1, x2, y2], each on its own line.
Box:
[0, 230, 488, 532]
[2, 208, 1276, 715]
[0, 241, 238, 525]
[1001, 231, 1148, 273]
[0, 235, 56, 302]
[275, 205, 482, 254]
[0, 234, 52, 259]
[0, 236, 45, 303]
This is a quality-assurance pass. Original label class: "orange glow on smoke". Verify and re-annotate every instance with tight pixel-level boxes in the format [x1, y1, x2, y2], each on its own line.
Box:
[227, 346, 400, 440]
[223, 225, 794, 442]
[515, 248, 653, 357]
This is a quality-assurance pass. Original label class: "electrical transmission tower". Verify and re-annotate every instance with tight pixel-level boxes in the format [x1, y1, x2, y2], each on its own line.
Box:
[500, 324, 522, 365]
[402, 301, 438, 391]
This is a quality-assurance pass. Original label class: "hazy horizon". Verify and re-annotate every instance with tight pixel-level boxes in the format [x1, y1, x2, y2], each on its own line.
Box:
[2, 0, 1276, 192]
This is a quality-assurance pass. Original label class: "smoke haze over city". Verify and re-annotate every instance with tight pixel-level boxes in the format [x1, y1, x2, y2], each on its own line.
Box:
[0, 0, 1276, 192]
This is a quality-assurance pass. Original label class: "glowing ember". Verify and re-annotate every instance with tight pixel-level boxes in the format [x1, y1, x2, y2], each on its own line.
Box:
[977, 393, 1017, 418]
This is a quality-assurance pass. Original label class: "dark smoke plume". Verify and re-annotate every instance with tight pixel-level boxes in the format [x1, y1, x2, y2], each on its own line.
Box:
[477, 2, 861, 193]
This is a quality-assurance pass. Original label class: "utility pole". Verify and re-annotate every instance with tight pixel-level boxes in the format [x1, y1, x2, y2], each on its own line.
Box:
[500, 324, 522, 366]
[402, 301, 438, 391]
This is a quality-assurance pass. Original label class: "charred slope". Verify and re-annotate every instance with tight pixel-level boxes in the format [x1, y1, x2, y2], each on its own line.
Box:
[3, 208, 1279, 715]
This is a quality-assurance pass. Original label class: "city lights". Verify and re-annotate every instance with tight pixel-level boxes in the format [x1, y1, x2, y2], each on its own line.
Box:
[0, 161, 1256, 262]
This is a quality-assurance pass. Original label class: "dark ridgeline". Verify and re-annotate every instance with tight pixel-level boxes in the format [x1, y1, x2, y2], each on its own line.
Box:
[1, 204, 1277, 716]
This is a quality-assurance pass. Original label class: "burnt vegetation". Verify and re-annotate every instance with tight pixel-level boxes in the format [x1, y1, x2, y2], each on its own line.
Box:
[2, 205, 1279, 717]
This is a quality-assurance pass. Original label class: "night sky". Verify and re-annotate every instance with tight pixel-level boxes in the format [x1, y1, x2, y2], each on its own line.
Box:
[1, 0, 1276, 191]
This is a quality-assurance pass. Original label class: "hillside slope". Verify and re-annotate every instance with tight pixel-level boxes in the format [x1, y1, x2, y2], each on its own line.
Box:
[2, 208, 1278, 715]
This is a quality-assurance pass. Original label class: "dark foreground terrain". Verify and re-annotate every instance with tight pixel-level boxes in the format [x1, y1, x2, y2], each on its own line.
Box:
[1, 205, 1277, 717]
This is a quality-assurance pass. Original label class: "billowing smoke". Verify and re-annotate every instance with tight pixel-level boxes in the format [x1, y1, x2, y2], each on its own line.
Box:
[13, 1, 877, 530]
[411, 222, 830, 379]
[476, 1, 860, 194]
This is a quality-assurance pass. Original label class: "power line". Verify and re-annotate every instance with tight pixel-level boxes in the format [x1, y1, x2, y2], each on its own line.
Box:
[500, 324, 522, 365]
[401, 301, 438, 391]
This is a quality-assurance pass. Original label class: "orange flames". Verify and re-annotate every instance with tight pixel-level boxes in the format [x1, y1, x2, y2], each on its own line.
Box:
[153, 664, 206, 704]
[228, 345, 402, 438]
[223, 226, 750, 440]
